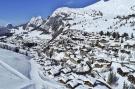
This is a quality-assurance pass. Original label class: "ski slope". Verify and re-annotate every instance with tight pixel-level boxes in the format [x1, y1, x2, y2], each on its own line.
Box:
[51, 0, 135, 34]
[0, 48, 35, 89]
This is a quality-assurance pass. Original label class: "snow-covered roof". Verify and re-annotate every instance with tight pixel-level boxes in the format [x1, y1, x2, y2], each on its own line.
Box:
[125, 40, 135, 45]
[109, 42, 121, 47]
[62, 67, 71, 74]
[120, 67, 130, 73]
[67, 80, 78, 87]
[59, 76, 69, 83]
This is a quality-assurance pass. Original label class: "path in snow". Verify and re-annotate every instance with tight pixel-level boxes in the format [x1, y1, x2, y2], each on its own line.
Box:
[0, 48, 31, 78]
[0, 48, 35, 89]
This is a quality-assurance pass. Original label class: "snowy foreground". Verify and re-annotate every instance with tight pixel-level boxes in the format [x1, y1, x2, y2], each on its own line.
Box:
[0, 48, 65, 89]
[0, 48, 34, 89]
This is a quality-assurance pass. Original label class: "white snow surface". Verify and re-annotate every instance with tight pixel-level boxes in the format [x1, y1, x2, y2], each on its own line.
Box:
[0, 48, 66, 89]
[52, 0, 135, 34]
[0, 48, 34, 89]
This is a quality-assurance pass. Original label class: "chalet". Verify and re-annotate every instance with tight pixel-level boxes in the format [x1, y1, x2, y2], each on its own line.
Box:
[98, 43, 106, 49]
[56, 48, 66, 53]
[124, 40, 135, 49]
[23, 31, 28, 34]
[100, 39, 109, 43]
[124, 44, 132, 49]
[48, 68, 61, 77]
[120, 49, 131, 54]
[83, 80, 94, 87]
[89, 52, 95, 56]
[59, 77, 71, 84]
[97, 59, 110, 63]
[73, 65, 91, 75]
[15, 36, 23, 40]
[0, 36, 7, 41]
[66, 80, 81, 89]
[129, 58, 135, 63]
[38, 60, 45, 66]
[71, 37, 84, 41]
[117, 67, 130, 76]
[94, 62, 104, 68]
[76, 54, 82, 59]
[62, 67, 72, 74]
[125, 44, 135, 49]
[114, 39, 120, 42]
[110, 43, 121, 48]
[128, 74, 135, 84]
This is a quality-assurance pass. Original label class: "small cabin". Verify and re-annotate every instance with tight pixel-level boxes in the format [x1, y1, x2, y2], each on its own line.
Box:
[110, 43, 121, 48]
[83, 80, 93, 87]
[59, 77, 71, 84]
[94, 63, 103, 68]
[48, 68, 60, 77]
[100, 39, 109, 43]
[117, 67, 130, 76]
[124, 44, 132, 49]
[98, 43, 106, 49]
[66, 81, 80, 89]
[62, 67, 71, 74]
[97, 59, 110, 63]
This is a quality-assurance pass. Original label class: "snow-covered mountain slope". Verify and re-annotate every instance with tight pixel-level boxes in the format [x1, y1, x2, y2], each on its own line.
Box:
[0, 26, 10, 36]
[2, 1, 135, 88]
[49, 0, 135, 34]
[0, 48, 31, 78]
[9, 16, 52, 43]
[7, 0, 135, 44]
[86, 0, 135, 16]
[28, 16, 43, 27]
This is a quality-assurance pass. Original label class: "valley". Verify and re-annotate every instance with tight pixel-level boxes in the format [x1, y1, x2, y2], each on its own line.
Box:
[0, 0, 135, 89]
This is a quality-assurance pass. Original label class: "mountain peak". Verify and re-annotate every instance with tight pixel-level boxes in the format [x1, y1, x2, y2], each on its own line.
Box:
[28, 16, 44, 26]
[6, 24, 14, 29]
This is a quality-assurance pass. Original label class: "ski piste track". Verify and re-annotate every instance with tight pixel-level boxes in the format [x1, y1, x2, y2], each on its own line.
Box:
[0, 48, 35, 89]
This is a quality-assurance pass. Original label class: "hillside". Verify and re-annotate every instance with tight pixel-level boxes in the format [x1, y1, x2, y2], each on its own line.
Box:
[49, 0, 135, 34]
[0, 0, 135, 89]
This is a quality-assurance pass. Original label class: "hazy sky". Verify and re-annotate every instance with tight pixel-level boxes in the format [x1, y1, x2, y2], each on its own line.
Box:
[0, 0, 97, 25]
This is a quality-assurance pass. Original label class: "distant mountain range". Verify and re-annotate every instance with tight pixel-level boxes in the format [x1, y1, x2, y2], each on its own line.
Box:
[2, 0, 133, 40]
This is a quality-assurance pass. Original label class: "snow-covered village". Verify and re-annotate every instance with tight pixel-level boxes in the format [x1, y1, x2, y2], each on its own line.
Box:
[0, 0, 135, 89]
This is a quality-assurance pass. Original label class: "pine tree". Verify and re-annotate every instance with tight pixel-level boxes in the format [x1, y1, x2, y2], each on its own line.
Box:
[121, 38, 124, 43]
[122, 33, 129, 38]
[107, 71, 118, 85]
[116, 32, 120, 39]
[95, 40, 99, 47]
[99, 31, 104, 36]
[106, 31, 111, 37]
[112, 32, 117, 38]
[129, 84, 135, 89]
[123, 81, 129, 89]
[131, 33, 134, 39]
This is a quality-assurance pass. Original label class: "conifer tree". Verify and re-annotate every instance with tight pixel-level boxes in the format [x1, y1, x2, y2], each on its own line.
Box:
[123, 81, 129, 89]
